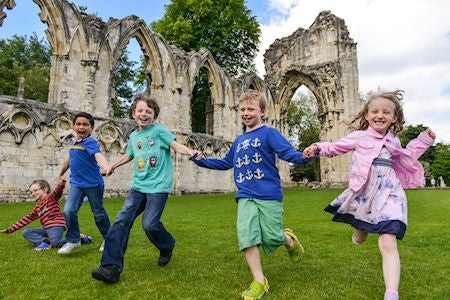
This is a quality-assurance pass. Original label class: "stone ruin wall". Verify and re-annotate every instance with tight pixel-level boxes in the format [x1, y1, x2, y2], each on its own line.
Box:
[0, 1, 360, 202]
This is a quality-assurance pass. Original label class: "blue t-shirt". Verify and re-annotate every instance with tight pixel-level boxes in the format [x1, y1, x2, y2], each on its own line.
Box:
[126, 123, 176, 193]
[69, 135, 104, 188]
[193, 126, 312, 201]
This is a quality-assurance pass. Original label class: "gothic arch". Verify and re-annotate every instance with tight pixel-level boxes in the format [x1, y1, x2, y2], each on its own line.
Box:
[105, 17, 164, 89]
[264, 11, 360, 187]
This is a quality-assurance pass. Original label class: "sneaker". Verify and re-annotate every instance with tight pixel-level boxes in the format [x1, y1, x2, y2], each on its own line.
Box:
[158, 241, 175, 267]
[99, 240, 105, 252]
[34, 242, 51, 252]
[57, 241, 81, 254]
[80, 234, 93, 244]
[284, 228, 304, 263]
[241, 277, 269, 300]
[91, 265, 120, 283]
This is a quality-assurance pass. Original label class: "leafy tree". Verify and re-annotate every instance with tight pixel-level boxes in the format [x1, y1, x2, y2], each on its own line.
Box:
[191, 68, 211, 133]
[430, 143, 450, 185]
[0, 33, 51, 102]
[151, 0, 260, 77]
[111, 50, 147, 118]
[287, 89, 320, 181]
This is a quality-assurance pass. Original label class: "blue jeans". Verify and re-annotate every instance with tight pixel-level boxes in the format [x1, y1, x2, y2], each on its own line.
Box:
[23, 226, 66, 248]
[101, 190, 175, 272]
[63, 185, 111, 243]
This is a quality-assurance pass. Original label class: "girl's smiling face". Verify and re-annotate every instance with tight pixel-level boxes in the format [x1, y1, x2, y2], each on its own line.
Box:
[365, 97, 397, 136]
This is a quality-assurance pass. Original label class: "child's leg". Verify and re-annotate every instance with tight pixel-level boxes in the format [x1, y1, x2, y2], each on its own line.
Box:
[352, 228, 368, 245]
[85, 185, 111, 239]
[63, 186, 85, 243]
[46, 226, 66, 248]
[378, 233, 400, 293]
[243, 246, 265, 284]
[22, 228, 48, 246]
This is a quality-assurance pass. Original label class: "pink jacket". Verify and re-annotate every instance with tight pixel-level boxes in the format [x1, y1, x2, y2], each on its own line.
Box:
[315, 127, 434, 192]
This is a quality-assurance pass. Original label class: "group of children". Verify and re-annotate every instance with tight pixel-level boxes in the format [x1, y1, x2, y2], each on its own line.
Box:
[1, 90, 435, 300]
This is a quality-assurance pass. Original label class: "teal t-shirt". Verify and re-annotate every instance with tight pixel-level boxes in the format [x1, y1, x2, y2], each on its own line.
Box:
[126, 123, 176, 193]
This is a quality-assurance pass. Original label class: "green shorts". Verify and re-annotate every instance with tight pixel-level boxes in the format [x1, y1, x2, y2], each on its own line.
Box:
[236, 198, 285, 254]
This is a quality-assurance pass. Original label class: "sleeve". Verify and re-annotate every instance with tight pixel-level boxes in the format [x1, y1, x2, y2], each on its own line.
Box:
[191, 144, 235, 170]
[158, 125, 176, 149]
[6, 208, 39, 233]
[85, 137, 102, 156]
[267, 128, 313, 165]
[404, 132, 435, 159]
[47, 180, 66, 203]
[126, 134, 135, 158]
[316, 131, 359, 157]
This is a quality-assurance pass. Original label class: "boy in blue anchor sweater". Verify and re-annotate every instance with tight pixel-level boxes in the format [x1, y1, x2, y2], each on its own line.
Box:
[192, 90, 313, 299]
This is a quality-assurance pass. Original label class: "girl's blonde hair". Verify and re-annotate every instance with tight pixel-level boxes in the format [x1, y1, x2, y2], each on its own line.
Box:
[350, 89, 405, 134]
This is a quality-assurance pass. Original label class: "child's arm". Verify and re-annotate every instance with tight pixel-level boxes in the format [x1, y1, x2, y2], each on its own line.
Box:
[0, 229, 7, 233]
[405, 129, 436, 159]
[94, 152, 110, 176]
[3, 209, 39, 234]
[170, 141, 196, 157]
[58, 157, 70, 181]
[107, 154, 133, 175]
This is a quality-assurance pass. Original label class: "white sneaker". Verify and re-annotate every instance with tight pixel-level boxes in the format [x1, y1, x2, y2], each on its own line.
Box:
[57, 242, 81, 254]
[99, 240, 105, 252]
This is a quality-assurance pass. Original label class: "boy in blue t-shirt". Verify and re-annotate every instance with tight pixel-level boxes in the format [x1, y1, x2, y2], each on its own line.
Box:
[91, 95, 196, 283]
[192, 90, 313, 299]
[57, 112, 111, 254]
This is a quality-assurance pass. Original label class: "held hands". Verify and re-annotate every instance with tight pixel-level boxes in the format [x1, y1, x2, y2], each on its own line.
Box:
[191, 150, 204, 160]
[303, 144, 319, 158]
[101, 165, 114, 177]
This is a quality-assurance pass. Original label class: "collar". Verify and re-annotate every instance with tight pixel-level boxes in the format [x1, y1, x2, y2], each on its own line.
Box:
[367, 126, 396, 141]
[72, 134, 91, 144]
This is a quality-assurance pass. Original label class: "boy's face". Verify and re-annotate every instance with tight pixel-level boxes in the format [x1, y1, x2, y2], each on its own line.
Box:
[133, 100, 155, 129]
[28, 183, 47, 201]
[240, 98, 265, 131]
[73, 116, 93, 140]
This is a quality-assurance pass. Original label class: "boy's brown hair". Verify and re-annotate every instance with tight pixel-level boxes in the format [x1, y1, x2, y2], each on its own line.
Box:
[29, 179, 51, 193]
[131, 95, 160, 120]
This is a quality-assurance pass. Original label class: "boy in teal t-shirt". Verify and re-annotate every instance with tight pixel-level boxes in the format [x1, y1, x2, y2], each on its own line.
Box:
[91, 95, 196, 284]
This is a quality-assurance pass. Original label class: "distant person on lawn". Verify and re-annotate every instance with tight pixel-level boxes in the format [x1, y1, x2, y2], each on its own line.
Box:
[0, 179, 92, 251]
[192, 89, 313, 299]
[91, 95, 196, 284]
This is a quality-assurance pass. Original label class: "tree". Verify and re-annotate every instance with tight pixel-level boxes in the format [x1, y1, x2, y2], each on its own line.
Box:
[151, 0, 260, 77]
[430, 143, 450, 185]
[0, 33, 51, 102]
[111, 50, 147, 118]
[287, 89, 320, 181]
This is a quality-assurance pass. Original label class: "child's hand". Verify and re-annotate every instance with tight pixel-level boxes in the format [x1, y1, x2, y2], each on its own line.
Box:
[303, 145, 319, 158]
[191, 150, 204, 160]
[0, 229, 7, 233]
[424, 128, 436, 140]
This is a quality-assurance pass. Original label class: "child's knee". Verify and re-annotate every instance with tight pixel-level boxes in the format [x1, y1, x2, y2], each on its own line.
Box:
[378, 234, 397, 253]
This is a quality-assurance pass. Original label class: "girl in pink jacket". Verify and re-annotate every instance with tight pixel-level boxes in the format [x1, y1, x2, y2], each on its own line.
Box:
[304, 90, 435, 300]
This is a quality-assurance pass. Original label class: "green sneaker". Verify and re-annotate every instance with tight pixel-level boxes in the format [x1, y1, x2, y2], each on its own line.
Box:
[284, 228, 305, 263]
[241, 277, 269, 300]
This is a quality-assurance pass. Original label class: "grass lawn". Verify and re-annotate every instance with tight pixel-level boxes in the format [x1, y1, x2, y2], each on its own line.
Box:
[0, 188, 449, 299]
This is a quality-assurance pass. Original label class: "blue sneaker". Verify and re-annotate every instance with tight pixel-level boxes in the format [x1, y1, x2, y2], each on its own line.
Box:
[80, 233, 93, 244]
[34, 242, 51, 251]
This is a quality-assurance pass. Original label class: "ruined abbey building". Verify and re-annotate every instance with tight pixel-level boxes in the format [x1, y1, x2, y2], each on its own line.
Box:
[0, 0, 360, 202]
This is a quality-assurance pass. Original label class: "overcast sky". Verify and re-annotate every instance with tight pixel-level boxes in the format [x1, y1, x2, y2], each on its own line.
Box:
[1, 0, 449, 143]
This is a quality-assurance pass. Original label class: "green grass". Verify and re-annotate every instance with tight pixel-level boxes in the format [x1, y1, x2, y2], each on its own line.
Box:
[0, 188, 449, 299]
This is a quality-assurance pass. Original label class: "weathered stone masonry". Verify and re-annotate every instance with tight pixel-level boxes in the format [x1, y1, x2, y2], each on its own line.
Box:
[0, 1, 360, 202]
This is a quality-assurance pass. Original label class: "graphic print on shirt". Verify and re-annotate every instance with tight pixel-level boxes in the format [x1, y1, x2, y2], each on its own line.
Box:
[149, 156, 157, 168]
[235, 137, 264, 183]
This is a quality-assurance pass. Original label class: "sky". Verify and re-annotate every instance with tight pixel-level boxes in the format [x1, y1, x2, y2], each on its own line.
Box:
[1, 0, 449, 143]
